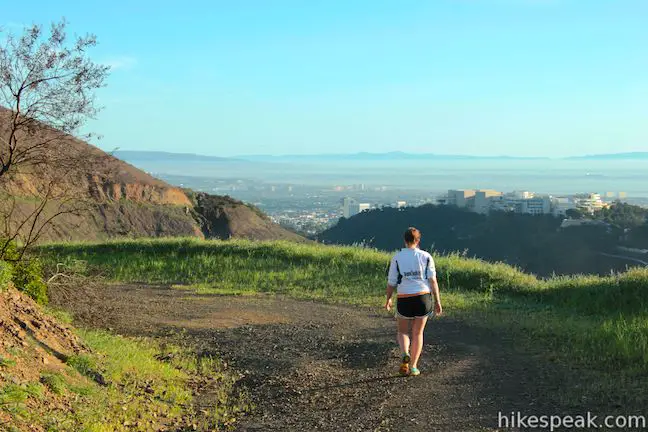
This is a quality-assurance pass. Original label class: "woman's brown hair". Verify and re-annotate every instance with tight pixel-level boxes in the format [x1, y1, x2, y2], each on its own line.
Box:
[403, 227, 421, 245]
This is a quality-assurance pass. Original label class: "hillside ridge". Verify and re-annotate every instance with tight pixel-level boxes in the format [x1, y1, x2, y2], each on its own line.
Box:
[0, 107, 301, 243]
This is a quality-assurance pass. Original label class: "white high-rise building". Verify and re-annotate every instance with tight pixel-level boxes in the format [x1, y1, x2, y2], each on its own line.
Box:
[358, 203, 371, 213]
[342, 197, 356, 218]
[342, 197, 370, 218]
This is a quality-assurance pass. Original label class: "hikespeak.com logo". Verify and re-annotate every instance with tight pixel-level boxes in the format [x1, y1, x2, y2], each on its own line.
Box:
[498, 411, 647, 430]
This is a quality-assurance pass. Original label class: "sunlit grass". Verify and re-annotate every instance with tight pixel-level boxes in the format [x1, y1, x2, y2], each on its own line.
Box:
[38, 237, 648, 375]
[0, 327, 249, 431]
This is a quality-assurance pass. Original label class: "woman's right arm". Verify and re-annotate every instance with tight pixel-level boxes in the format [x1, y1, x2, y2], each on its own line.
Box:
[385, 283, 395, 311]
[430, 275, 442, 316]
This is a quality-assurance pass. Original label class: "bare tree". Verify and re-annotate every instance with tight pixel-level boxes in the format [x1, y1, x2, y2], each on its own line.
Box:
[0, 20, 110, 259]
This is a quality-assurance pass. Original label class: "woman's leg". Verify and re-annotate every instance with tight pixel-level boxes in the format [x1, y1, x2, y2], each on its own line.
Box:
[410, 316, 428, 369]
[397, 318, 411, 355]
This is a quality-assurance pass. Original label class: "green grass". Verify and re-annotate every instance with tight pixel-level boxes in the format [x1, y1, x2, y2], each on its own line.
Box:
[40, 238, 391, 306]
[0, 356, 16, 368]
[38, 238, 648, 388]
[0, 260, 12, 290]
[40, 372, 67, 395]
[0, 382, 44, 417]
[62, 330, 249, 431]
[1, 328, 249, 431]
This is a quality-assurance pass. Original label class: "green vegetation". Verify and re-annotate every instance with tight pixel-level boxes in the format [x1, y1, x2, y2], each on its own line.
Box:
[11, 259, 48, 304]
[1, 329, 248, 431]
[319, 204, 637, 276]
[1, 240, 48, 303]
[0, 382, 44, 417]
[0, 260, 11, 290]
[40, 372, 67, 395]
[568, 201, 648, 248]
[69, 330, 248, 431]
[39, 237, 648, 377]
[40, 238, 391, 306]
[589, 201, 648, 230]
[0, 356, 17, 368]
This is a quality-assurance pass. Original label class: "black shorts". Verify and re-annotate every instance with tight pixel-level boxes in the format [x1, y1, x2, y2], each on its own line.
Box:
[396, 294, 433, 319]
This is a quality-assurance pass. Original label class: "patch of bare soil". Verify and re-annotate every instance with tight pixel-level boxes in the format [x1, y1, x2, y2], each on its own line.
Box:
[0, 286, 87, 430]
[52, 284, 632, 431]
[0, 286, 85, 378]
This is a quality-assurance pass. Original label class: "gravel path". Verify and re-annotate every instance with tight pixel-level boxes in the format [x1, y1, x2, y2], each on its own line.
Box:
[54, 284, 599, 431]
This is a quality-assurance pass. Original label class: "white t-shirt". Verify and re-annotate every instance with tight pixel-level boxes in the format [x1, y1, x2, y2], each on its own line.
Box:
[387, 248, 436, 296]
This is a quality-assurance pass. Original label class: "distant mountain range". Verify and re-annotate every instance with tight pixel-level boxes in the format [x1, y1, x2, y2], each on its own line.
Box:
[113, 150, 648, 162]
[236, 152, 550, 161]
[113, 150, 239, 162]
[565, 152, 648, 160]
[0, 108, 302, 243]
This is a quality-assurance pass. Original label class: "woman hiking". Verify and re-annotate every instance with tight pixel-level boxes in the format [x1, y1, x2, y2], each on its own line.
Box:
[385, 227, 443, 376]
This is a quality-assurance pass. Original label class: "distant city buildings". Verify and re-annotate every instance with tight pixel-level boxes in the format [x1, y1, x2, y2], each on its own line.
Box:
[342, 197, 371, 218]
[572, 193, 606, 213]
[446, 189, 476, 207]
[442, 189, 615, 216]
[474, 190, 503, 214]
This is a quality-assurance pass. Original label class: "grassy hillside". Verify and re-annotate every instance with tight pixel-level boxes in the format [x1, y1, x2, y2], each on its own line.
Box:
[39, 238, 648, 379]
[0, 259, 248, 431]
[1, 107, 303, 244]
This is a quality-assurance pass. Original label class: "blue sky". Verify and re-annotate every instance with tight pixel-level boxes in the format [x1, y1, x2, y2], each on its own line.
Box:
[3, 0, 647, 157]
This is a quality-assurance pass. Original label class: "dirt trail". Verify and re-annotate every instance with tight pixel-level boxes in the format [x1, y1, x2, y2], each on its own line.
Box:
[54, 284, 598, 431]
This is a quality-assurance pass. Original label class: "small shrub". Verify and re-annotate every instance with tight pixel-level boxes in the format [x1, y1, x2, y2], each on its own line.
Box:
[0, 383, 29, 406]
[0, 260, 13, 290]
[66, 354, 97, 378]
[0, 382, 43, 409]
[25, 382, 44, 399]
[40, 373, 67, 395]
[12, 259, 48, 305]
[0, 356, 16, 368]
[1, 240, 48, 304]
[0, 260, 12, 290]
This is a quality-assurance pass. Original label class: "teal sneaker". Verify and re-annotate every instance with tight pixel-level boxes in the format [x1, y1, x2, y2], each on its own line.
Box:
[409, 367, 421, 376]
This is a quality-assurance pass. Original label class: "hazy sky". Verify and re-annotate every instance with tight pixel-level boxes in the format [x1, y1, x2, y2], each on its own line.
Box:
[3, 1, 647, 157]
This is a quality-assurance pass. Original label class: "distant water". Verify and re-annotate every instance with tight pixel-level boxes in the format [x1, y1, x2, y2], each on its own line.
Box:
[129, 158, 648, 197]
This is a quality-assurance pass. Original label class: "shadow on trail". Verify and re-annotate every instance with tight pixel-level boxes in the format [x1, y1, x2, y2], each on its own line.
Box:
[53, 283, 614, 431]
[302, 374, 404, 393]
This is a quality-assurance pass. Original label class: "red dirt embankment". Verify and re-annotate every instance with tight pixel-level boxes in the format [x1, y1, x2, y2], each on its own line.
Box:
[0, 286, 87, 430]
[0, 287, 85, 381]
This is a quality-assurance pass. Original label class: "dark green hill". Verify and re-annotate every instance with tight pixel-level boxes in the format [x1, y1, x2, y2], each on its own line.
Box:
[318, 205, 627, 276]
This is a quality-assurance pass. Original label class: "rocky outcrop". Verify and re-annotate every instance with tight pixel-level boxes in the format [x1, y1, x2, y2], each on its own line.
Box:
[85, 174, 192, 206]
[190, 192, 305, 242]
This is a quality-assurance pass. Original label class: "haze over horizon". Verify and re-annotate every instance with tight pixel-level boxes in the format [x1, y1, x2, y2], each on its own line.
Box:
[3, 1, 647, 158]
[114, 149, 648, 159]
